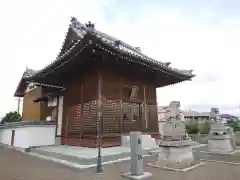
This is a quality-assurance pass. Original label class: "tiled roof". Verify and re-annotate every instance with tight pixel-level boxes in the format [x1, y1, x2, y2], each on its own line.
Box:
[25, 17, 195, 80]
[14, 68, 37, 97]
[31, 82, 65, 89]
[157, 106, 211, 118]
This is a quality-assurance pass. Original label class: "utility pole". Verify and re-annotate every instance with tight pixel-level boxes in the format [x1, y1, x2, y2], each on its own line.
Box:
[17, 97, 20, 113]
[15, 97, 23, 114]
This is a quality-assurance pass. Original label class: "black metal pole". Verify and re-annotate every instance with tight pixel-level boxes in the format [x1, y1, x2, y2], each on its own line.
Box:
[96, 71, 103, 173]
[96, 116, 103, 173]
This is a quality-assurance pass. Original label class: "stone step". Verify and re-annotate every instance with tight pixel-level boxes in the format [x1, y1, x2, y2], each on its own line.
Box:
[29, 146, 159, 166]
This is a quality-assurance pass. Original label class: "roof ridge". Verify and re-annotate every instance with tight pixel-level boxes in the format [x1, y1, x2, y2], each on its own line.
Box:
[25, 16, 195, 80]
[71, 17, 141, 53]
[70, 17, 194, 77]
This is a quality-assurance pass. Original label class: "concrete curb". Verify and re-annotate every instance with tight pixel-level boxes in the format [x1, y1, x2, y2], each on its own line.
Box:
[29, 147, 159, 165]
[0, 143, 30, 153]
[26, 151, 152, 171]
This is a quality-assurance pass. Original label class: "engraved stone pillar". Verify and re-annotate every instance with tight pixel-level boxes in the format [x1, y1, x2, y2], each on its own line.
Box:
[121, 131, 152, 180]
[130, 131, 143, 176]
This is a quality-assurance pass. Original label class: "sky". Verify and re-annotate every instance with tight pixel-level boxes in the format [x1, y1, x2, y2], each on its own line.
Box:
[0, 0, 240, 117]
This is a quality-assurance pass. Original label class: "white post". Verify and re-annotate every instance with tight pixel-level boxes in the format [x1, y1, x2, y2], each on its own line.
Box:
[121, 131, 152, 179]
[130, 131, 143, 176]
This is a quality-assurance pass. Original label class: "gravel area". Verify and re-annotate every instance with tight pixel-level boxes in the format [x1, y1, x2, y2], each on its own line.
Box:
[1, 147, 240, 180]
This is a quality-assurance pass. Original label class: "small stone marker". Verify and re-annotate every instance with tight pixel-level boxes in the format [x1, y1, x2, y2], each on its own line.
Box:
[121, 131, 152, 180]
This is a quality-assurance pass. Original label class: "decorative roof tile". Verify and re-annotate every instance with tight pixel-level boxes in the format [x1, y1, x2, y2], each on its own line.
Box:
[30, 82, 65, 89]
[23, 67, 37, 78]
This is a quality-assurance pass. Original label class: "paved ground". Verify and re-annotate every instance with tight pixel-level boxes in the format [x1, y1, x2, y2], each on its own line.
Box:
[1, 147, 240, 180]
[193, 145, 240, 163]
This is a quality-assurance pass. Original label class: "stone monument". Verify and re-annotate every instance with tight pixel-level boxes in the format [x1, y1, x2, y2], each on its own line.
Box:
[208, 108, 235, 154]
[121, 131, 152, 180]
[148, 101, 204, 171]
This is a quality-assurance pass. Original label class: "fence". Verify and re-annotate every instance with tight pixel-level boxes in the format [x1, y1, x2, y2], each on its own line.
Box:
[189, 133, 240, 146]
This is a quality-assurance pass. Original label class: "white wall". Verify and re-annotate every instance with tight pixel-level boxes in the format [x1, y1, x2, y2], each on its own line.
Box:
[0, 125, 56, 149]
[0, 128, 12, 145]
[57, 96, 64, 136]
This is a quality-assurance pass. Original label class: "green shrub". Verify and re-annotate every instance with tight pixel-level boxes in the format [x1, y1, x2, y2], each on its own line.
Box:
[185, 120, 199, 134]
[1, 111, 21, 124]
[199, 121, 210, 134]
[231, 121, 240, 132]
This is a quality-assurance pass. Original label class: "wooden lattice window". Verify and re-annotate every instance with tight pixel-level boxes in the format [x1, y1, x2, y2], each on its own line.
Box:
[130, 86, 139, 100]
[122, 86, 139, 100]
[122, 103, 140, 122]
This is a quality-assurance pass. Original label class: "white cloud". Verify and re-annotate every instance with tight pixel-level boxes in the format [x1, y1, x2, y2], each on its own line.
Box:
[1, 0, 240, 116]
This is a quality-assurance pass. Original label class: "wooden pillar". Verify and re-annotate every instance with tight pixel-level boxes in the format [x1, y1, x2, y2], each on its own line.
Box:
[64, 115, 69, 145]
[143, 85, 148, 131]
[55, 96, 60, 137]
[10, 130, 15, 147]
[80, 83, 84, 138]
[120, 82, 123, 134]
[58, 96, 64, 138]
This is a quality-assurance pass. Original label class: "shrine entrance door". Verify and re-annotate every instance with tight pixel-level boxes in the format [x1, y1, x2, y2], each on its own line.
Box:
[122, 103, 142, 132]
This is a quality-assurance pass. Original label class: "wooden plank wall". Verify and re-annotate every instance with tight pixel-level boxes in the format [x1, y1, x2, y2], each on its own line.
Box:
[61, 67, 159, 139]
[62, 72, 98, 139]
[22, 87, 43, 120]
[102, 69, 159, 134]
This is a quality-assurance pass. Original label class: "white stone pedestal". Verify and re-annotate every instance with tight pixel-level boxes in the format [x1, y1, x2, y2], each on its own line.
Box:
[121, 172, 153, 180]
[157, 145, 193, 168]
[147, 140, 205, 171]
[208, 136, 234, 154]
[155, 139, 195, 169]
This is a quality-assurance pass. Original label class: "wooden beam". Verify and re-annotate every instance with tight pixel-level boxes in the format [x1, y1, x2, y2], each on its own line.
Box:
[11, 130, 15, 147]
[80, 83, 84, 138]
[120, 81, 123, 134]
[143, 85, 148, 131]
[55, 96, 60, 137]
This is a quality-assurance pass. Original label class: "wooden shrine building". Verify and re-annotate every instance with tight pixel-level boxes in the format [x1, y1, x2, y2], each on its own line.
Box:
[14, 17, 195, 147]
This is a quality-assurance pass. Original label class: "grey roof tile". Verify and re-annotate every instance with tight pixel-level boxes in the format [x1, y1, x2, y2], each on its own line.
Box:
[23, 68, 37, 78]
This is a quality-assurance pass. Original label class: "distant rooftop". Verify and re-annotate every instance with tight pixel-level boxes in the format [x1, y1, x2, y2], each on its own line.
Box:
[183, 111, 210, 117]
[157, 105, 239, 121]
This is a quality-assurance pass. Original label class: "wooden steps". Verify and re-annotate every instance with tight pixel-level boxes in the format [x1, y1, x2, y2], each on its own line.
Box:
[61, 135, 121, 148]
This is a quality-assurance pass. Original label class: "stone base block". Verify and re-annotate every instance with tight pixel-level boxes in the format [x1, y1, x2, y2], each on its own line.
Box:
[208, 138, 234, 153]
[121, 172, 152, 180]
[157, 145, 194, 168]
